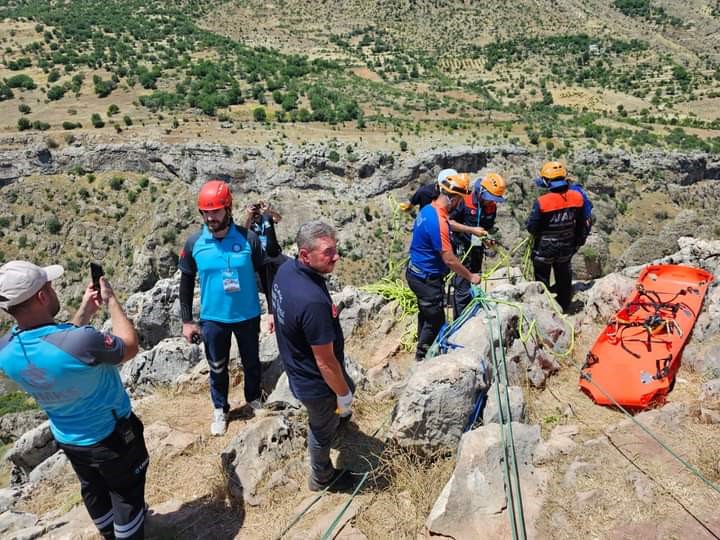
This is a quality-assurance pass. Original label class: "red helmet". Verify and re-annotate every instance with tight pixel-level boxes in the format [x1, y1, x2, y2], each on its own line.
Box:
[198, 180, 232, 211]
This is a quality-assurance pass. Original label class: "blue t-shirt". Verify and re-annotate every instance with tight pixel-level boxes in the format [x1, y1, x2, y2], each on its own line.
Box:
[408, 200, 453, 278]
[179, 224, 263, 323]
[271, 259, 352, 400]
[0, 324, 129, 446]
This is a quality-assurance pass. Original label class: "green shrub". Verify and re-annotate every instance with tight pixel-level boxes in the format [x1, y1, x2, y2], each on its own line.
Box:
[109, 176, 124, 190]
[123, 115, 133, 126]
[253, 107, 267, 122]
[62, 121, 81, 130]
[107, 104, 119, 116]
[47, 85, 65, 101]
[17, 117, 31, 131]
[46, 215, 61, 234]
[6, 74, 36, 90]
[91, 113, 104, 128]
[18, 103, 31, 114]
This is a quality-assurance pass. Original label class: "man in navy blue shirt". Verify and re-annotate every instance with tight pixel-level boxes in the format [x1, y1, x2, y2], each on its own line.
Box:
[179, 180, 279, 436]
[271, 221, 357, 492]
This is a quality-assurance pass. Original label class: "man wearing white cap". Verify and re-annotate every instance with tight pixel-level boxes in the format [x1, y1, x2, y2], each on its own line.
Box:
[0, 261, 146, 540]
[398, 168, 458, 212]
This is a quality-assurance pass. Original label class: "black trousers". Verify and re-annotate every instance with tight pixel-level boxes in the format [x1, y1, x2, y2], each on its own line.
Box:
[533, 256, 573, 312]
[406, 269, 445, 361]
[58, 414, 149, 540]
[453, 246, 484, 319]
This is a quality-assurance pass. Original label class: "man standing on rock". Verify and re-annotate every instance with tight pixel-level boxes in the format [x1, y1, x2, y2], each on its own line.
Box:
[0, 261, 147, 540]
[527, 162, 589, 312]
[448, 172, 508, 317]
[406, 173, 482, 361]
[179, 179, 280, 436]
[271, 221, 357, 492]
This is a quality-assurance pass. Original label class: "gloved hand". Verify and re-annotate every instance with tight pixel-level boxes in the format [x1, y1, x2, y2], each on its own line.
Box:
[398, 202, 412, 212]
[336, 392, 353, 418]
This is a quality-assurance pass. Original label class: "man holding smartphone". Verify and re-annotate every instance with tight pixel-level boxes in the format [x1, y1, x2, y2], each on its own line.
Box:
[179, 179, 279, 436]
[0, 261, 146, 540]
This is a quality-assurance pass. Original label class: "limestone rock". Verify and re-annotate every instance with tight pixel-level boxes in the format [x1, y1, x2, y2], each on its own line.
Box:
[534, 425, 579, 465]
[0, 411, 47, 444]
[0, 511, 37, 537]
[265, 373, 302, 411]
[387, 351, 490, 455]
[4, 422, 57, 482]
[120, 337, 203, 394]
[143, 422, 199, 458]
[426, 422, 544, 539]
[123, 276, 183, 349]
[221, 415, 304, 506]
[582, 273, 635, 323]
[482, 384, 527, 425]
[27, 451, 70, 484]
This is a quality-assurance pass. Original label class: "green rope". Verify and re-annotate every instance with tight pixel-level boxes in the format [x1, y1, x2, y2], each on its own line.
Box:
[319, 471, 370, 540]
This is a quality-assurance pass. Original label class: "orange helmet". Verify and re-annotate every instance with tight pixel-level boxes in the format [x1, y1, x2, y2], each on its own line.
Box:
[198, 180, 232, 211]
[540, 161, 567, 181]
[438, 173, 471, 197]
[477, 172, 507, 202]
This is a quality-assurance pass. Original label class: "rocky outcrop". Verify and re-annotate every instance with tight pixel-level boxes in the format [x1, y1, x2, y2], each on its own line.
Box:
[426, 422, 545, 539]
[123, 276, 183, 349]
[220, 415, 304, 506]
[0, 411, 47, 444]
[387, 351, 490, 455]
[3, 422, 57, 483]
[121, 337, 203, 394]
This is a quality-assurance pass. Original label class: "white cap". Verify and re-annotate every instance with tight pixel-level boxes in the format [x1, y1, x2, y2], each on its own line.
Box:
[0, 261, 64, 309]
[437, 168, 458, 184]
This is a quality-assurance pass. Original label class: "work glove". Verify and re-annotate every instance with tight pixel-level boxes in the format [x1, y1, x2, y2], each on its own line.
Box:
[336, 392, 353, 418]
[398, 202, 412, 212]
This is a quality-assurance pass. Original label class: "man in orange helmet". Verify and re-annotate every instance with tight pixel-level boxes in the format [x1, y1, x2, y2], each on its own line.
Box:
[178, 179, 280, 436]
[527, 162, 589, 312]
[407, 173, 482, 361]
[448, 172, 508, 317]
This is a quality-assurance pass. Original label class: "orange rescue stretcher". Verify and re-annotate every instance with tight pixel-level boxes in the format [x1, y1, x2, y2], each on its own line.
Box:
[580, 264, 714, 410]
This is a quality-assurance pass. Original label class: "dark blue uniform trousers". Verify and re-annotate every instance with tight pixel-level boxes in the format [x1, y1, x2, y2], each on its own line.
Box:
[200, 317, 262, 411]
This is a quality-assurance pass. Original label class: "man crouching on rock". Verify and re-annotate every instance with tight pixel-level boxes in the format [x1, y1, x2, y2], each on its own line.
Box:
[271, 221, 358, 492]
[0, 261, 147, 540]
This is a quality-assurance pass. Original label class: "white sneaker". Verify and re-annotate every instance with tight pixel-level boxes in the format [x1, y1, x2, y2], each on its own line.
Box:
[248, 399, 263, 410]
[210, 408, 228, 436]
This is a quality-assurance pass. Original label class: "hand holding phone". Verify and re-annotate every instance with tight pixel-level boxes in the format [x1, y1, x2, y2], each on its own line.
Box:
[90, 262, 104, 291]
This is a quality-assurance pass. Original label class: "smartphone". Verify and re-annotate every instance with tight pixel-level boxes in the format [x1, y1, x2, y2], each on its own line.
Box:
[90, 262, 104, 291]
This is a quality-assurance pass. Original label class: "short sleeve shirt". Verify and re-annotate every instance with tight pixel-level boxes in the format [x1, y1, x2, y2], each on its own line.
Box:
[0, 324, 129, 446]
[271, 259, 351, 400]
[408, 200, 453, 277]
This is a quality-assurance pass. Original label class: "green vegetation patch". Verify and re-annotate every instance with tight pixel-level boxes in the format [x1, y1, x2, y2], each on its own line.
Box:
[0, 391, 38, 417]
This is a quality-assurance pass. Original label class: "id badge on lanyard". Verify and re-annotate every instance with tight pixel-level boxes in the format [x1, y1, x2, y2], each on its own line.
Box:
[222, 256, 241, 293]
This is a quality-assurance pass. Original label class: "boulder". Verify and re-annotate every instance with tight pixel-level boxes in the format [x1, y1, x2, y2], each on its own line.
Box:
[0, 488, 21, 513]
[4, 422, 56, 481]
[387, 351, 490, 455]
[265, 373, 302, 411]
[483, 384, 527, 425]
[27, 451, 70, 485]
[123, 276, 183, 349]
[333, 286, 386, 338]
[120, 337, 203, 394]
[0, 411, 47, 444]
[426, 422, 545, 539]
[220, 415, 304, 506]
[581, 273, 636, 323]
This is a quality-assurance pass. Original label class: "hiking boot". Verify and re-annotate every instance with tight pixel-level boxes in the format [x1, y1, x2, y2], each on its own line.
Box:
[308, 468, 359, 493]
[210, 408, 228, 436]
